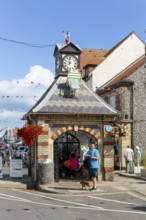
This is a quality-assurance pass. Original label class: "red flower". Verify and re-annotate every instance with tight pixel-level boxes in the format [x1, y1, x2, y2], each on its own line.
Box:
[18, 124, 43, 146]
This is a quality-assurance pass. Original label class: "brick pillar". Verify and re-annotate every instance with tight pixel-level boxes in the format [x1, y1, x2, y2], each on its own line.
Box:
[37, 122, 54, 183]
[103, 124, 114, 181]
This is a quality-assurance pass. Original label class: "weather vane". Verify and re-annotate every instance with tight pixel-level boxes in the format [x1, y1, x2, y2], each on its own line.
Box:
[62, 31, 70, 44]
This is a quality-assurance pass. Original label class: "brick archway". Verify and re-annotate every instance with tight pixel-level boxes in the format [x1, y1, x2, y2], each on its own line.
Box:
[51, 125, 100, 182]
[50, 125, 100, 141]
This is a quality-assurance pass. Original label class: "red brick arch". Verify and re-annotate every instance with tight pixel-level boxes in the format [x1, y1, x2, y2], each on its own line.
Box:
[50, 125, 100, 141]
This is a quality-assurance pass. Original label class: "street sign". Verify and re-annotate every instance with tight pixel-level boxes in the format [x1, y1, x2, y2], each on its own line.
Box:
[10, 159, 23, 177]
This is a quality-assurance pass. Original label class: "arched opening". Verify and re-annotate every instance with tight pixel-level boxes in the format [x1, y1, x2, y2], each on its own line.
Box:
[55, 132, 80, 159]
[53, 130, 98, 182]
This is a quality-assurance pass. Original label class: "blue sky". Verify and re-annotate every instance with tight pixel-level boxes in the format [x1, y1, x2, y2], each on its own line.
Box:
[0, 0, 146, 129]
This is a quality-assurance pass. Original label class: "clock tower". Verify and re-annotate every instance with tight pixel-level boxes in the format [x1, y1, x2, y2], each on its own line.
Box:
[54, 42, 82, 77]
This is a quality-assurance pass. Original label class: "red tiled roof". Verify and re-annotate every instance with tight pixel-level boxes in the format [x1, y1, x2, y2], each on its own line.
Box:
[80, 49, 109, 75]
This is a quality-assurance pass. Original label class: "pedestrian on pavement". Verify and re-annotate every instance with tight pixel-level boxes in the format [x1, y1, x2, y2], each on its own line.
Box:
[124, 145, 134, 173]
[134, 146, 142, 166]
[0, 151, 5, 166]
[85, 140, 100, 190]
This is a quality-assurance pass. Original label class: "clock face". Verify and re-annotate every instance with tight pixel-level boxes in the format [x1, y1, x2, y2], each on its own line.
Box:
[62, 55, 78, 71]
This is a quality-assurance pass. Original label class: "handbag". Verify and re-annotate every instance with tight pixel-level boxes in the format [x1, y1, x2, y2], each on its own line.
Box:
[63, 159, 71, 169]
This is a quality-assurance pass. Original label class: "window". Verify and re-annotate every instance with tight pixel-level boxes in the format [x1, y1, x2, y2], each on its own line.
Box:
[109, 96, 116, 109]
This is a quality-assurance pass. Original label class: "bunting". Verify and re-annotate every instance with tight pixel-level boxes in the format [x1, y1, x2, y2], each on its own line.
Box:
[0, 95, 38, 99]
[0, 80, 45, 85]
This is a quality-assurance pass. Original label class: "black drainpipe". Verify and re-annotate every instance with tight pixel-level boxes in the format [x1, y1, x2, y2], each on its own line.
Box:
[130, 82, 134, 150]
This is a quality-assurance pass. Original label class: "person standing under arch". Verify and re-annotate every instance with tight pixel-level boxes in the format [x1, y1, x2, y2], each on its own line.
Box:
[70, 153, 78, 178]
[85, 141, 100, 190]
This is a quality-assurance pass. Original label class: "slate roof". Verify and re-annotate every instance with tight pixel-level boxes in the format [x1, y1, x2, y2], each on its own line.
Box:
[23, 76, 119, 119]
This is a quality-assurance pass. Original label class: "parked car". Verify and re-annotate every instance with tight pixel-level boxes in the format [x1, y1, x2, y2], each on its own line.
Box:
[13, 146, 28, 160]
[17, 146, 25, 152]
[20, 147, 29, 166]
[21, 147, 28, 159]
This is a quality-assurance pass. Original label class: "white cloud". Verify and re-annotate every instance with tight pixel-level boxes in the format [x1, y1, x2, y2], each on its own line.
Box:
[24, 65, 54, 87]
[0, 65, 54, 129]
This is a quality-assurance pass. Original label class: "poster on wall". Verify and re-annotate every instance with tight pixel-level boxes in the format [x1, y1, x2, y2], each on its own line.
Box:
[80, 145, 89, 152]
[10, 159, 23, 178]
[0, 156, 3, 178]
[80, 145, 89, 162]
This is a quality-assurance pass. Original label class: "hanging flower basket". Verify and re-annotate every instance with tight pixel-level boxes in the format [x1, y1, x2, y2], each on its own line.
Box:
[17, 124, 44, 146]
[109, 123, 129, 140]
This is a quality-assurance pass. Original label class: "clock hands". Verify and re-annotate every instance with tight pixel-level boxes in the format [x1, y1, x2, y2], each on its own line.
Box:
[64, 60, 71, 65]
[63, 55, 78, 70]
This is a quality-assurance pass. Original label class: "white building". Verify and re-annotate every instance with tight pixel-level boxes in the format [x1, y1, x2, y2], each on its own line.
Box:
[89, 32, 145, 90]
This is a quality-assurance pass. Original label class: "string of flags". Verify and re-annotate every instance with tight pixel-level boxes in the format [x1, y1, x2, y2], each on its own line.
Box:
[0, 109, 28, 112]
[0, 95, 38, 98]
[0, 80, 45, 85]
[0, 118, 23, 122]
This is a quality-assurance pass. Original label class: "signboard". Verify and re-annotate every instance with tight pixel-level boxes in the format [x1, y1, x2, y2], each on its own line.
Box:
[0, 156, 3, 178]
[10, 159, 23, 177]
[105, 125, 113, 132]
[80, 145, 89, 152]
[80, 145, 89, 162]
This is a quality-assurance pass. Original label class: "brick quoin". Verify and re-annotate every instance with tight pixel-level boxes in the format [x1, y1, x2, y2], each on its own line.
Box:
[92, 131, 98, 137]
[37, 155, 48, 159]
[60, 127, 67, 133]
[78, 126, 85, 131]
[66, 126, 73, 131]
[42, 131, 49, 135]
[56, 131, 61, 137]
[54, 132, 58, 137]
[104, 155, 113, 158]
[51, 136, 56, 141]
[104, 167, 114, 172]
[37, 142, 48, 146]
[85, 127, 91, 133]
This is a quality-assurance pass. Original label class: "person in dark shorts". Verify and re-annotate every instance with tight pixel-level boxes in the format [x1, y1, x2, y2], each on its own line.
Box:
[85, 141, 100, 190]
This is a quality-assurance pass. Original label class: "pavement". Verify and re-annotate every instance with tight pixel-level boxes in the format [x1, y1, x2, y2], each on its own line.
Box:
[0, 168, 146, 197]
[0, 165, 31, 190]
[38, 171, 146, 196]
